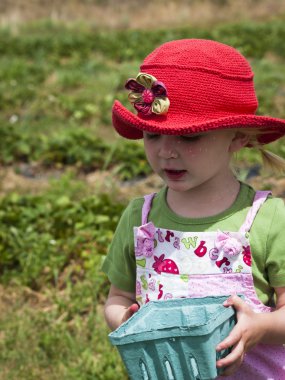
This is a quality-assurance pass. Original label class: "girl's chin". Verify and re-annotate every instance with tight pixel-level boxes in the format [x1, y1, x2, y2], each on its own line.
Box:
[166, 181, 195, 193]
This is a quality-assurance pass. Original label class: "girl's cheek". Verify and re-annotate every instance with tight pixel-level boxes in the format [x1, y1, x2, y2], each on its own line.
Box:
[184, 146, 202, 156]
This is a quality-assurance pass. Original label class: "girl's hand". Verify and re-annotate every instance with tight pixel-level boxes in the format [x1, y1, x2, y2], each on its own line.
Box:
[104, 285, 138, 330]
[121, 303, 140, 325]
[216, 295, 264, 376]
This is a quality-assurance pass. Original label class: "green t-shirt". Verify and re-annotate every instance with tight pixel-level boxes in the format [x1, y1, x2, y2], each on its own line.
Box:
[102, 183, 285, 305]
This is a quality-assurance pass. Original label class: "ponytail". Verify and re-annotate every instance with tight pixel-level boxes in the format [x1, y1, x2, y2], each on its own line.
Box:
[232, 129, 285, 175]
[257, 146, 285, 174]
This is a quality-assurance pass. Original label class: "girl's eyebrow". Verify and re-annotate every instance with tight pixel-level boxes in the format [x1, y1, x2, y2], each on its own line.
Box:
[180, 133, 204, 137]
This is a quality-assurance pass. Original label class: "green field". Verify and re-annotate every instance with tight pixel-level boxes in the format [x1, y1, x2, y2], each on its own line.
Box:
[0, 7, 285, 379]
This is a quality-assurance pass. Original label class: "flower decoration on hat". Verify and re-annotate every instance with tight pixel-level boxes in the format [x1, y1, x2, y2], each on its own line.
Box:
[125, 73, 170, 116]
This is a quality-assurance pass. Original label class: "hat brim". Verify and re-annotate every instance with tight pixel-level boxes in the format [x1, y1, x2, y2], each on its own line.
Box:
[112, 100, 285, 145]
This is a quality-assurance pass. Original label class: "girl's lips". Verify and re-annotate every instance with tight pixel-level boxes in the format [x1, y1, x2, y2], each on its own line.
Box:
[164, 169, 187, 180]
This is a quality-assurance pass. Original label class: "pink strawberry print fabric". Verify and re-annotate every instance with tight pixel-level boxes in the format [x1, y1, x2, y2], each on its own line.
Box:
[134, 191, 285, 379]
[135, 226, 252, 306]
[134, 191, 270, 307]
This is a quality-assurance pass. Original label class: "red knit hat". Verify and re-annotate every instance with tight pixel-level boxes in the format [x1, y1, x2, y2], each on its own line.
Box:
[112, 39, 285, 145]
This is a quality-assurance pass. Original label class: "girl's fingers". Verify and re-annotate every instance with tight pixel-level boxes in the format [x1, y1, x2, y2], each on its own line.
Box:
[220, 361, 243, 377]
[216, 340, 245, 369]
[223, 294, 248, 312]
[220, 351, 246, 377]
[216, 324, 242, 351]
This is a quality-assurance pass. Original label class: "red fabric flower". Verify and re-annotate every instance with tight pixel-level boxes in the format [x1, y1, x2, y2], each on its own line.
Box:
[125, 73, 170, 116]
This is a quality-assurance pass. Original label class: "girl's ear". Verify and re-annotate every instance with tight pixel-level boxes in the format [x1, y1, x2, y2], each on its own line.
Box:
[229, 132, 250, 153]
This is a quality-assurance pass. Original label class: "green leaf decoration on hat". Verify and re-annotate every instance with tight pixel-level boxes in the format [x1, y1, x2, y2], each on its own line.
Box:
[136, 73, 156, 89]
[128, 92, 142, 103]
[152, 97, 170, 115]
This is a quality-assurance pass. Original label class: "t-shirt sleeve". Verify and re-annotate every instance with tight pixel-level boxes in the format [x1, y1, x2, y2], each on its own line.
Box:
[265, 198, 285, 288]
[101, 198, 142, 292]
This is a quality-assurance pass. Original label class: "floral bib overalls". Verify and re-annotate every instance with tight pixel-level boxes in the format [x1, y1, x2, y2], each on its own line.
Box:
[134, 191, 285, 379]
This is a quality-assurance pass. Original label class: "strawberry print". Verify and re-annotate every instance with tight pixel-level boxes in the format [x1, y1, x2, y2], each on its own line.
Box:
[152, 254, 179, 274]
[242, 245, 251, 266]
[136, 280, 142, 295]
[216, 257, 230, 268]
[158, 284, 164, 299]
[164, 293, 173, 300]
[148, 278, 156, 291]
[194, 240, 207, 257]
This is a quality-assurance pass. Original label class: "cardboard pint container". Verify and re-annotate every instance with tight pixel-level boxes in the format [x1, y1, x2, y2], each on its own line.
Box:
[109, 296, 237, 380]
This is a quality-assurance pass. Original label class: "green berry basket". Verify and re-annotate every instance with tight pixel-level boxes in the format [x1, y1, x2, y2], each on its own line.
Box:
[109, 296, 237, 380]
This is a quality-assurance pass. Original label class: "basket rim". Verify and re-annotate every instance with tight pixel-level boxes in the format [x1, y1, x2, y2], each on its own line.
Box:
[109, 295, 237, 346]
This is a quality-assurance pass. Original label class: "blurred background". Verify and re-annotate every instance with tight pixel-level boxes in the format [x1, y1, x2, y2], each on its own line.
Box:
[0, 1, 285, 379]
[1, 0, 285, 28]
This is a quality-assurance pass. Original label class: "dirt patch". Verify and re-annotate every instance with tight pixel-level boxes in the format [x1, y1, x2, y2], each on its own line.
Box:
[1, 165, 285, 200]
[0, 283, 52, 312]
[248, 175, 285, 198]
[0, 166, 55, 195]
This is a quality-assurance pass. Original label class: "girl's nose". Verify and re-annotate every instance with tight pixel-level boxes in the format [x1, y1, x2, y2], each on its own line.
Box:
[158, 136, 178, 159]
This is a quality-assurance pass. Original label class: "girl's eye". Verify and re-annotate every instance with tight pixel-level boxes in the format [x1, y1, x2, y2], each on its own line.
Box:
[145, 133, 160, 140]
[179, 135, 201, 142]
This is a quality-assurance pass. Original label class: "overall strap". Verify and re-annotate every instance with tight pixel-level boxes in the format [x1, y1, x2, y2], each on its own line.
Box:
[239, 190, 272, 234]
[141, 193, 156, 225]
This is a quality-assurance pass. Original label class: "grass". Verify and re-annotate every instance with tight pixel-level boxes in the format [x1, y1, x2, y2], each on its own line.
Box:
[0, 284, 127, 380]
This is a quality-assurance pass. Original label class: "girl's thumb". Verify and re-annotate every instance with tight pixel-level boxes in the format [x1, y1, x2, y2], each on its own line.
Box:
[129, 303, 140, 315]
[122, 303, 139, 324]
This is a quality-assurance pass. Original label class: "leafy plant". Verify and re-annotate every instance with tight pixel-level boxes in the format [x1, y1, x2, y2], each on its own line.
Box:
[0, 124, 151, 179]
[0, 179, 126, 289]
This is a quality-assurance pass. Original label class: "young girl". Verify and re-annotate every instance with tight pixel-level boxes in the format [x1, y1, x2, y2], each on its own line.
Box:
[102, 39, 285, 378]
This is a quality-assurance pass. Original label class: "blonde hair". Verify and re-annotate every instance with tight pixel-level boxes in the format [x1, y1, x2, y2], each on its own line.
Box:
[246, 131, 285, 174]
[255, 146, 285, 174]
[232, 128, 285, 175]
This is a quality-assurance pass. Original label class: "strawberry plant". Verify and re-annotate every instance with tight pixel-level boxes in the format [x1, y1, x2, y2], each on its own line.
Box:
[0, 185, 126, 289]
